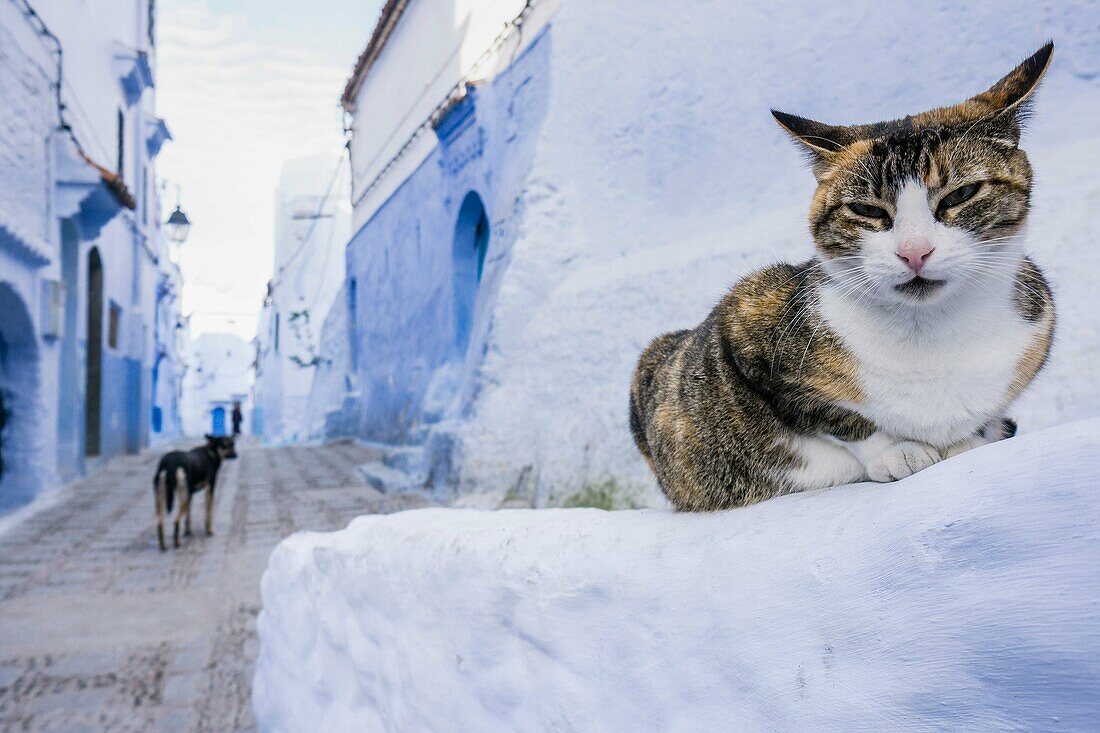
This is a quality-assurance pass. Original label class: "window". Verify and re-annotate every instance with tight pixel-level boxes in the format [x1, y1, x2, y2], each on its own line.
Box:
[117, 109, 125, 178]
[108, 302, 122, 350]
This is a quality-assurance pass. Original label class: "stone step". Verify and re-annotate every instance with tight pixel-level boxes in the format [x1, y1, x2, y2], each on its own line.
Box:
[381, 445, 425, 473]
[356, 462, 425, 494]
[355, 441, 426, 474]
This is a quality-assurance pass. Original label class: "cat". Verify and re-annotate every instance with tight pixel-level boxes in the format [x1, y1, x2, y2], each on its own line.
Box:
[630, 43, 1056, 512]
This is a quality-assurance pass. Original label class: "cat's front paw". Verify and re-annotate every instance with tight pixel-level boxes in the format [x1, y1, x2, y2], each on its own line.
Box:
[866, 441, 942, 482]
[944, 417, 1019, 459]
[981, 416, 1017, 441]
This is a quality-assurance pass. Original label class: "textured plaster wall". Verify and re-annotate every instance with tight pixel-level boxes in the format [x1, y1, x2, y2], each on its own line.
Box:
[0, 0, 178, 508]
[345, 29, 551, 444]
[0, 4, 61, 506]
[254, 155, 351, 444]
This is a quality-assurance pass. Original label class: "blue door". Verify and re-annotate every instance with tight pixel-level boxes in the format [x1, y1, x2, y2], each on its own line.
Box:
[211, 407, 226, 436]
[452, 192, 490, 356]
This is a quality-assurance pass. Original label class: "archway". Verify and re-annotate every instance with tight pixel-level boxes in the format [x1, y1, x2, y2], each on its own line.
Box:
[0, 282, 41, 511]
[85, 247, 104, 457]
[211, 406, 226, 436]
[451, 192, 490, 356]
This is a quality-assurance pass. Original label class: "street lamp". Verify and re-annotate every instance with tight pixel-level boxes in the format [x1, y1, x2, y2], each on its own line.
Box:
[164, 205, 191, 244]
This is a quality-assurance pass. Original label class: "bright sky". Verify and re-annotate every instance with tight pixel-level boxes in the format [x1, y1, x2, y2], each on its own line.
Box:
[156, 0, 382, 340]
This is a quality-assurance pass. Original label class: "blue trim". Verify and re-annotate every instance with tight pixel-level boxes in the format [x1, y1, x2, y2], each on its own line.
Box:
[117, 51, 154, 106]
[433, 89, 478, 145]
[347, 26, 553, 250]
[145, 117, 172, 158]
[75, 183, 124, 240]
[0, 220, 50, 267]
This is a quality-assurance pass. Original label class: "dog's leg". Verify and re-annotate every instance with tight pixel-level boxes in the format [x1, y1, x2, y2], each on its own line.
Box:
[155, 471, 167, 551]
[205, 479, 215, 536]
[173, 468, 188, 548]
[185, 488, 193, 537]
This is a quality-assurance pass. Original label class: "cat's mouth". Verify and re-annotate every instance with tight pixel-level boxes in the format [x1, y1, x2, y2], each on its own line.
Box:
[894, 276, 946, 300]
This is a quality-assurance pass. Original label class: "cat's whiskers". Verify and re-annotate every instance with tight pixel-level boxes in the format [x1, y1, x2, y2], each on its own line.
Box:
[961, 265, 1048, 305]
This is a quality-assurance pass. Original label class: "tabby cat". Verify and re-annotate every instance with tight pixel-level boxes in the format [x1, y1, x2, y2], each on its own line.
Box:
[630, 43, 1056, 511]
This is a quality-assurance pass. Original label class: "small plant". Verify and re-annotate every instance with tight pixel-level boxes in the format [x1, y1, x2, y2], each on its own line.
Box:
[561, 479, 638, 511]
[286, 309, 330, 368]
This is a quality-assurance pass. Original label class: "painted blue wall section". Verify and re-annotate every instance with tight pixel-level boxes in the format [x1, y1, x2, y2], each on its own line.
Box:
[100, 351, 131, 461]
[0, 282, 41, 511]
[346, 28, 551, 444]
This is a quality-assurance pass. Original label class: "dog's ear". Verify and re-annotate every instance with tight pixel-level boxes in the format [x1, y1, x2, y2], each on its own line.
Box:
[204, 433, 215, 442]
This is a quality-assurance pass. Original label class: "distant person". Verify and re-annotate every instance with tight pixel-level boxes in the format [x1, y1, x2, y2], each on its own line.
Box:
[231, 402, 243, 437]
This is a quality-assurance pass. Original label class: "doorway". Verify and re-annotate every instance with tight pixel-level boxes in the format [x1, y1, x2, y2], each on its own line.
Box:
[451, 192, 490, 356]
[211, 406, 226, 436]
[0, 283, 41, 511]
[85, 248, 104, 457]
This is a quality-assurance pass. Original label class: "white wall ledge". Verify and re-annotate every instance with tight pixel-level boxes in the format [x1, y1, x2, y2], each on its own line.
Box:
[254, 419, 1100, 732]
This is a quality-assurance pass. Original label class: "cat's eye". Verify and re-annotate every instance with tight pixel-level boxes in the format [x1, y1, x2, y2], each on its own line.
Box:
[847, 202, 890, 220]
[939, 182, 983, 211]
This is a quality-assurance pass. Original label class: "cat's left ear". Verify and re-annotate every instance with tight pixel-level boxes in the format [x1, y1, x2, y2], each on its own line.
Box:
[771, 110, 859, 178]
[961, 42, 1054, 142]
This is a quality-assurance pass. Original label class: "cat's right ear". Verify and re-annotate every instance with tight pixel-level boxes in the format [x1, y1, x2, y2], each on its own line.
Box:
[771, 110, 856, 176]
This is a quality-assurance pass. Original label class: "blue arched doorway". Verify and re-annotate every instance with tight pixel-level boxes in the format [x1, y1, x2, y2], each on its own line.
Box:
[211, 406, 227, 436]
[452, 192, 490, 356]
[0, 282, 41, 512]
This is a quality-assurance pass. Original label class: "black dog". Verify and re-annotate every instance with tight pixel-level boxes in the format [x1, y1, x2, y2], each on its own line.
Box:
[153, 435, 237, 550]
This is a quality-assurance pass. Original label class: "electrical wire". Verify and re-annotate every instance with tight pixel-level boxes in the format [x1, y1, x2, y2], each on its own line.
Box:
[14, 0, 159, 265]
[13, 0, 92, 162]
[348, 0, 540, 209]
[271, 150, 348, 286]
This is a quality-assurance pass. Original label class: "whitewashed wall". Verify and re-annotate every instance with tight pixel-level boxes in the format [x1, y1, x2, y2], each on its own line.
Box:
[1, 0, 174, 502]
[254, 154, 350, 443]
[347, 0, 555, 230]
[254, 420, 1100, 732]
[181, 332, 253, 437]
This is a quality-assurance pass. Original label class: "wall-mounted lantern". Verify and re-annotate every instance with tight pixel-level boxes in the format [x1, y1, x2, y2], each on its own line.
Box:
[164, 205, 191, 244]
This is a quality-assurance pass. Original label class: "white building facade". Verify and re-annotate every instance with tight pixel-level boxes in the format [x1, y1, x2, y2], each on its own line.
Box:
[180, 332, 251, 438]
[253, 154, 349, 443]
[0, 0, 184, 513]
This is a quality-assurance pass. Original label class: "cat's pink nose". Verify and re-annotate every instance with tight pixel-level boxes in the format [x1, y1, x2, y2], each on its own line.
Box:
[896, 239, 934, 275]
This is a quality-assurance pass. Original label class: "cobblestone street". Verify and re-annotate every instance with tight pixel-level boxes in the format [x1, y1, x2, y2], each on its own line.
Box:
[0, 439, 430, 732]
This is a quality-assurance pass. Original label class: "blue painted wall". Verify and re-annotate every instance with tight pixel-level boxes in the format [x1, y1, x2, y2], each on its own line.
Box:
[346, 28, 551, 444]
[0, 282, 40, 511]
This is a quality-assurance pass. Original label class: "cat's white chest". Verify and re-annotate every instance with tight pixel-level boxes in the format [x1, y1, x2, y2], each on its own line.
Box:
[821, 291, 1034, 446]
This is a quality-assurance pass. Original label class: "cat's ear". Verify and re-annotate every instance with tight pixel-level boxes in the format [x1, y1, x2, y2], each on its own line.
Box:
[771, 110, 859, 178]
[957, 42, 1053, 142]
[771, 110, 858, 156]
[971, 42, 1053, 115]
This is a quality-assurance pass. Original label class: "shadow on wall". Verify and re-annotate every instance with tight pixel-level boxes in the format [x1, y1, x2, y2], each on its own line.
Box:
[0, 282, 41, 512]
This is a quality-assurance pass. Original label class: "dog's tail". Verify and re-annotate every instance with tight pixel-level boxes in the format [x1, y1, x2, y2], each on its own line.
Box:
[172, 468, 186, 512]
[154, 464, 170, 510]
[159, 467, 178, 514]
[154, 468, 167, 510]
